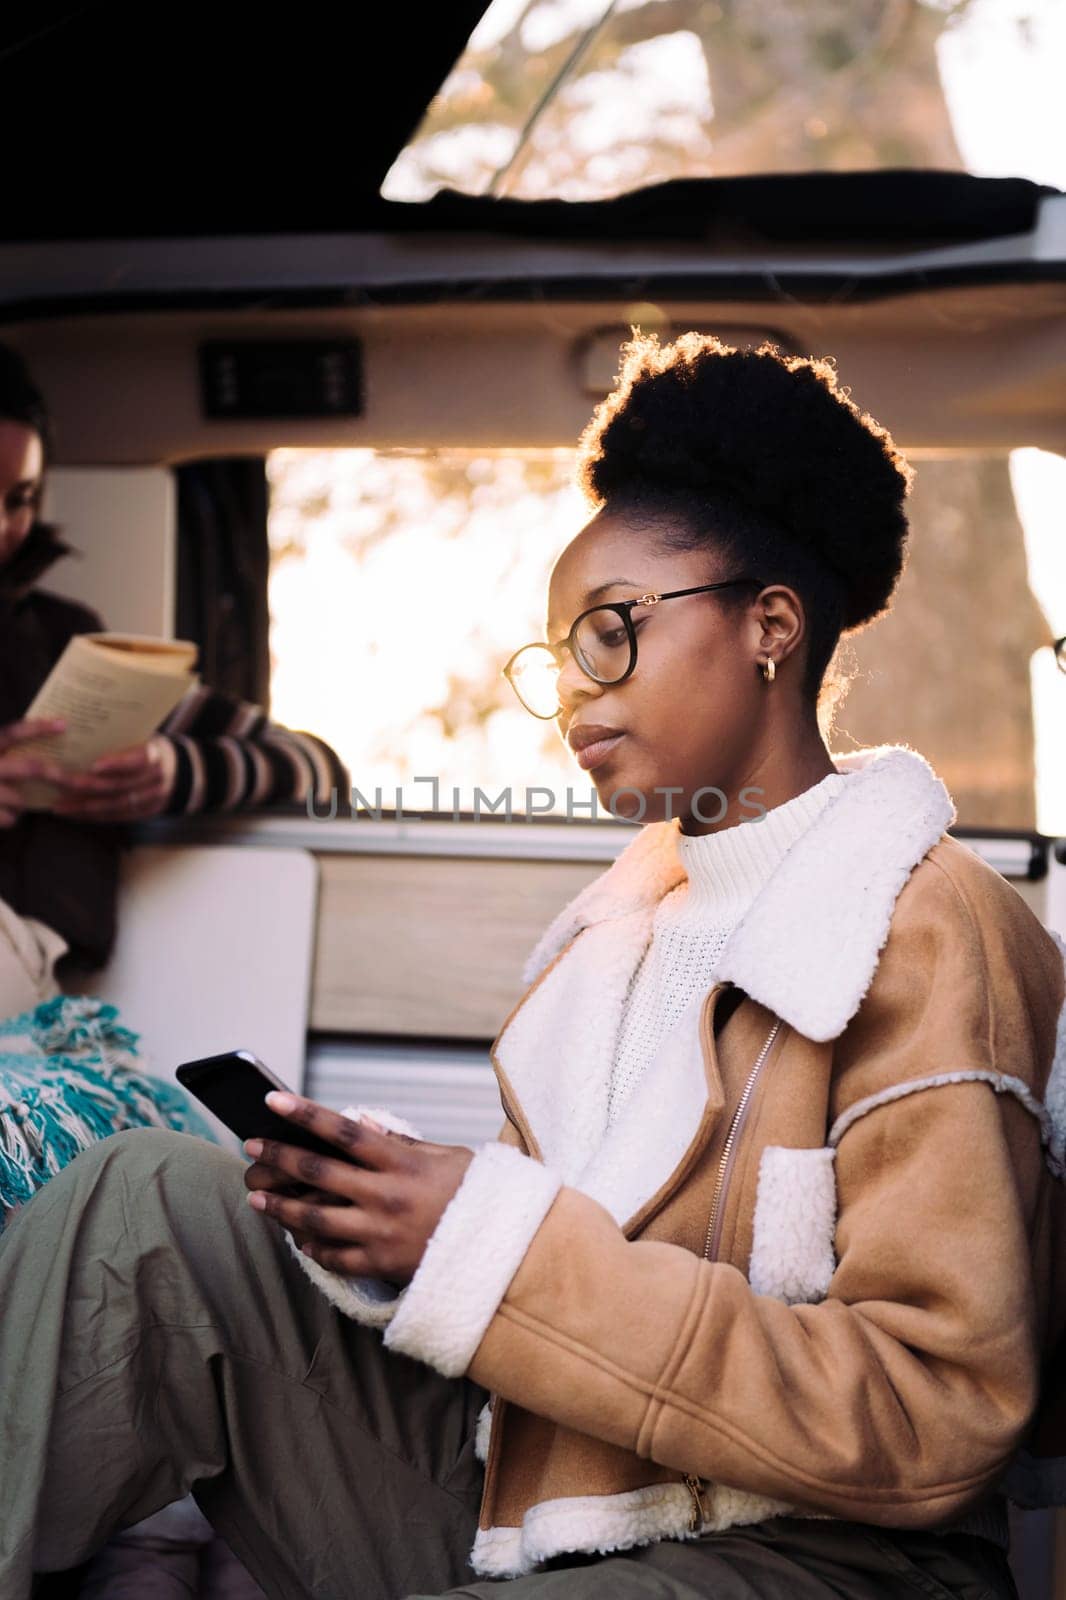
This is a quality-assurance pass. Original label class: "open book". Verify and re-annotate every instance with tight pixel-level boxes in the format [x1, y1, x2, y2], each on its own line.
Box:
[19, 633, 199, 809]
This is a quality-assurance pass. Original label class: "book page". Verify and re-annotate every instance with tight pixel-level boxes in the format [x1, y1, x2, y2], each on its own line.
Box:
[88, 635, 198, 672]
[19, 633, 198, 809]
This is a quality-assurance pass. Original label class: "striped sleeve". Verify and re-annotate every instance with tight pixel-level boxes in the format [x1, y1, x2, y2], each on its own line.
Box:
[157, 688, 348, 815]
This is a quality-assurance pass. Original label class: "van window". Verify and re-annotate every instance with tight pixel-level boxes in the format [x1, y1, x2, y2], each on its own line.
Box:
[383, 0, 1062, 201]
[266, 445, 1066, 832]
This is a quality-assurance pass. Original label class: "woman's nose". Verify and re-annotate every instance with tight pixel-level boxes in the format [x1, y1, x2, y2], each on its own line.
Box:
[556, 652, 603, 712]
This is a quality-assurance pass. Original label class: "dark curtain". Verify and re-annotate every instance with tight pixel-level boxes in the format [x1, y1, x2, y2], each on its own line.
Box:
[175, 459, 271, 710]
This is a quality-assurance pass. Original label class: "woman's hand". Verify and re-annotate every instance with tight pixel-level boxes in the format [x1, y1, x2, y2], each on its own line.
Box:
[50, 735, 176, 823]
[242, 1093, 475, 1285]
[0, 718, 71, 826]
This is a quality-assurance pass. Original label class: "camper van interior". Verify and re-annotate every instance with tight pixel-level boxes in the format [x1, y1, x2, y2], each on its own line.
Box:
[3, 1, 1065, 1596]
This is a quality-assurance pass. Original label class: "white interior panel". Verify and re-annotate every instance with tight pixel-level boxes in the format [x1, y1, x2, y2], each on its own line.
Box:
[85, 845, 318, 1150]
[42, 467, 176, 637]
[1045, 848, 1066, 941]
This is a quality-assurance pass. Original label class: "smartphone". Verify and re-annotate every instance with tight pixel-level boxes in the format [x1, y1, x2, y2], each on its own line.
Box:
[175, 1050, 360, 1166]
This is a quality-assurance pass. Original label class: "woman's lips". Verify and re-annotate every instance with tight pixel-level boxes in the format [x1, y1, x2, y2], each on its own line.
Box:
[575, 732, 625, 771]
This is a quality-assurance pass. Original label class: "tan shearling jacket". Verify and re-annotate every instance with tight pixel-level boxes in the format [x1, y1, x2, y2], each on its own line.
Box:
[294, 744, 1066, 1580]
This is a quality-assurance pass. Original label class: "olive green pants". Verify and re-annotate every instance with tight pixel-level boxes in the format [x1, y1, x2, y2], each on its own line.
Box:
[0, 1129, 1018, 1600]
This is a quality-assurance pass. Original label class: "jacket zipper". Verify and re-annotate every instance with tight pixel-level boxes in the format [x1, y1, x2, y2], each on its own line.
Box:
[684, 1473, 707, 1531]
[680, 1016, 781, 1531]
[701, 1018, 781, 1263]
[498, 994, 779, 1537]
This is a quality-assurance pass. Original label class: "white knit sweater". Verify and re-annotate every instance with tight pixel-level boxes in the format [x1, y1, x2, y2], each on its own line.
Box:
[606, 773, 849, 1125]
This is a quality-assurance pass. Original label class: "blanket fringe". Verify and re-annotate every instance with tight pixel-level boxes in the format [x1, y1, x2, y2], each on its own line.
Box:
[0, 996, 213, 1219]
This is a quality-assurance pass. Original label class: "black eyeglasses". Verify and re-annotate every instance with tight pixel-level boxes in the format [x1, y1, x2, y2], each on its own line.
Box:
[503, 577, 764, 720]
[1055, 637, 1066, 675]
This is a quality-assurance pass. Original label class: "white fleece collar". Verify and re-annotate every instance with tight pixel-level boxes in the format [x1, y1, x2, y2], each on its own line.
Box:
[498, 745, 954, 1223]
[522, 744, 955, 1045]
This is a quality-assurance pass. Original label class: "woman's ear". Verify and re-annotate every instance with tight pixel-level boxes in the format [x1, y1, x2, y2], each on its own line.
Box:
[754, 584, 805, 667]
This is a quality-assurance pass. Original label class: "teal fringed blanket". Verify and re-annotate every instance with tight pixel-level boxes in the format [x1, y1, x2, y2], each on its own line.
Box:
[0, 996, 216, 1230]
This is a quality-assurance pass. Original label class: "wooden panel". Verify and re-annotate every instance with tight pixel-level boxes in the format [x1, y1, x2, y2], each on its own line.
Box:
[308, 841, 1055, 1040]
[311, 854, 600, 1038]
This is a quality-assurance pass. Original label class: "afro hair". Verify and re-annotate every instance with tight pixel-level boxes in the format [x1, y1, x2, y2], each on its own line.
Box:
[577, 332, 912, 636]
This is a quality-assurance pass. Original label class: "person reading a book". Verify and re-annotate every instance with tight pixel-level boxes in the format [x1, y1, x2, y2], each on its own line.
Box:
[0, 346, 337, 1590]
[0, 343, 348, 985]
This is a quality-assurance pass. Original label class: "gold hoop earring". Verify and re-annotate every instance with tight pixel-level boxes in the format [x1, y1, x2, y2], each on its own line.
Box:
[761, 657, 776, 683]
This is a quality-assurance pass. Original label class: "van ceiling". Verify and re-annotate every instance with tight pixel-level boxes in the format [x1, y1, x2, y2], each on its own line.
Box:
[11, 287, 1066, 462]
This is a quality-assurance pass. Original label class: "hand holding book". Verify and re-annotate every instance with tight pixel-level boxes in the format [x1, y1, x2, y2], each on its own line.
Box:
[0, 718, 73, 826]
[16, 633, 198, 812]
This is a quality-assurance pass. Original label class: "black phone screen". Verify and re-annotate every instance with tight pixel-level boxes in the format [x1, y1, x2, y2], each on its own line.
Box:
[175, 1050, 359, 1165]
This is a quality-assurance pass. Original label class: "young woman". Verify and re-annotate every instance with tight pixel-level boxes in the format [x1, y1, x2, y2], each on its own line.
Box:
[0, 343, 348, 1594]
[0, 343, 347, 987]
[2, 334, 1063, 1600]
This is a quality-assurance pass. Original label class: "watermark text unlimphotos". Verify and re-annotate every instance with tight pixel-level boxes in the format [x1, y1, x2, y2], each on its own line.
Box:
[307, 777, 767, 825]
